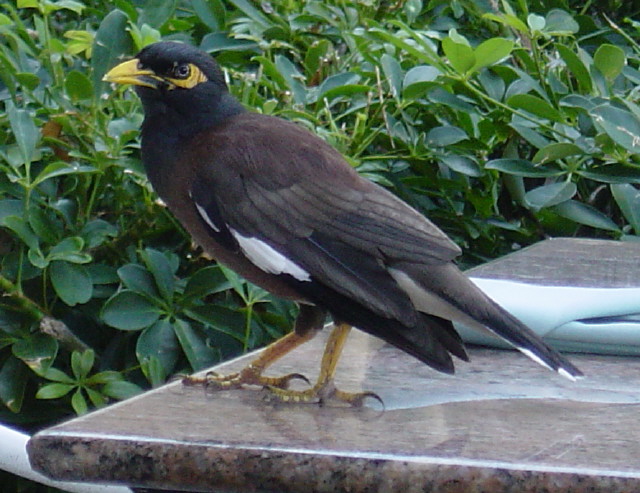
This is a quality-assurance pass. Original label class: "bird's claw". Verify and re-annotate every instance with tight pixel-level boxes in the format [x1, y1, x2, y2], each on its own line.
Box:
[333, 389, 385, 409]
[181, 369, 311, 391]
[264, 381, 384, 408]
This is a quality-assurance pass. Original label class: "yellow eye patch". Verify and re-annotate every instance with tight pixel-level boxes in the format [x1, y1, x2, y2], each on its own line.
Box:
[166, 63, 208, 89]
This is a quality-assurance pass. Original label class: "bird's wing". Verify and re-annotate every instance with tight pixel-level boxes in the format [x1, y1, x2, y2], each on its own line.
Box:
[187, 114, 460, 327]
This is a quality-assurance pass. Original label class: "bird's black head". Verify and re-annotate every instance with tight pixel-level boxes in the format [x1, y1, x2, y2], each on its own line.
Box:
[135, 42, 226, 93]
[104, 41, 244, 133]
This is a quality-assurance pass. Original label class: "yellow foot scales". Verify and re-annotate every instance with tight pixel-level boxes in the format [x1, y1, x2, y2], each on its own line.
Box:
[182, 370, 382, 407]
[182, 322, 383, 408]
[265, 380, 383, 408]
[182, 367, 309, 390]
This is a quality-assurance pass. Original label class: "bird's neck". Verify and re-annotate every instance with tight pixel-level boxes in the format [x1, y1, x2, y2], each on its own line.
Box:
[140, 90, 245, 140]
[139, 91, 245, 193]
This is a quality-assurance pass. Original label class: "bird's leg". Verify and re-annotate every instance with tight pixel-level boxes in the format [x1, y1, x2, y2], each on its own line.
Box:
[266, 322, 381, 407]
[182, 329, 317, 389]
[182, 304, 325, 390]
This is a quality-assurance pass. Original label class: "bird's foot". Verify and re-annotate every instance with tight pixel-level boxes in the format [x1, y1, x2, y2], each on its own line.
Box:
[260, 323, 381, 407]
[182, 365, 310, 391]
[265, 379, 383, 408]
[182, 328, 318, 391]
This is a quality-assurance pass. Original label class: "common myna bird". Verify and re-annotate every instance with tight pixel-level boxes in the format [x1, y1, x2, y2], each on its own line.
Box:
[104, 42, 582, 405]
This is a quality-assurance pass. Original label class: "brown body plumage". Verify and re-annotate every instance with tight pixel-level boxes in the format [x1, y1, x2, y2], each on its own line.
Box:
[104, 42, 581, 403]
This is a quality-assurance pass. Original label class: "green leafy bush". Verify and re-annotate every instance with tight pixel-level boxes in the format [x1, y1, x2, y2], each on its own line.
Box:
[0, 0, 639, 488]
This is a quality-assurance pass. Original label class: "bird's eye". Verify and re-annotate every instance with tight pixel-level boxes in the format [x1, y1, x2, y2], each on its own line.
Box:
[173, 63, 191, 79]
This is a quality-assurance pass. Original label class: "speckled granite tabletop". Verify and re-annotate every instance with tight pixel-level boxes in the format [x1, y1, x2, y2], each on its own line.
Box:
[27, 239, 640, 492]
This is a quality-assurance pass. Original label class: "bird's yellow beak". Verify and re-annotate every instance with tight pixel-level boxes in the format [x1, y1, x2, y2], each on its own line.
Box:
[103, 58, 161, 89]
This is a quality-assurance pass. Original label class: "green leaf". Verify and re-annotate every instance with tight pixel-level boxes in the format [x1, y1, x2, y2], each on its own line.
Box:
[611, 184, 640, 235]
[12, 334, 58, 375]
[83, 371, 120, 386]
[71, 349, 95, 379]
[0, 200, 23, 224]
[227, 0, 271, 29]
[50, 260, 92, 306]
[28, 248, 48, 269]
[42, 0, 85, 14]
[553, 200, 620, 231]
[482, 13, 529, 33]
[3, 216, 41, 252]
[590, 104, 640, 154]
[543, 9, 579, 35]
[367, 26, 441, 68]
[315, 72, 362, 101]
[219, 265, 247, 300]
[559, 94, 600, 111]
[442, 37, 475, 74]
[471, 38, 514, 72]
[71, 388, 88, 414]
[200, 32, 258, 53]
[92, 10, 133, 94]
[50, 198, 77, 225]
[485, 159, 563, 177]
[80, 219, 118, 248]
[440, 155, 483, 177]
[182, 265, 232, 303]
[33, 161, 96, 188]
[136, 319, 179, 375]
[380, 54, 403, 98]
[138, 0, 177, 28]
[140, 356, 166, 387]
[0, 357, 28, 412]
[254, 55, 287, 91]
[507, 94, 563, 122]
[525, 181, 576, 210]
[274, 55, 306, 104]
[42, 367, 75, 384]
[426, 126, 468, 147]
[304, 39, 331, 76]
[36, 383, 74, 400]
[173, 318, 218, 371]
[527, 13, 546, 32]
[6, 100, 39, 166]
[448, 28, 469, 46]
[577, 165, 640, 184]
[128, 22, 160, 51]
[403, 0, 421, 23]
[16, 72, 40, 90]
[428, 87, 475, 112]
[102, 380, 143, 400]
[142, 248, 175, 302]
[64, 70, 94, 101]
[402, 65, 440, 98]
[594, 44, 626, 81]
[191, 0, 225, 30]
[556, 44, 592, 94]
[532, 143, 584, 164]
[64, 29, 94, 56]
[478, 69, 505, 101]
[184, 304, 246, 342]
[48, 236, 89, 263]
[102, 290, 161, 330]
[85, 387, 108, 408]
[318, 83, 369, 103]
[118, 263, 160, 298]
[87, 264, 119, 287]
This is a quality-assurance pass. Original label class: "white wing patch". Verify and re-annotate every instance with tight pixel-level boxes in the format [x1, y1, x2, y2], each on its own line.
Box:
[191, 196, 221, 232]
[231, 229, 311, 282]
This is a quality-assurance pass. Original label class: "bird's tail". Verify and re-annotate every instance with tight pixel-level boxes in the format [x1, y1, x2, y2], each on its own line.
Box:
[389, 262, 583, 380]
